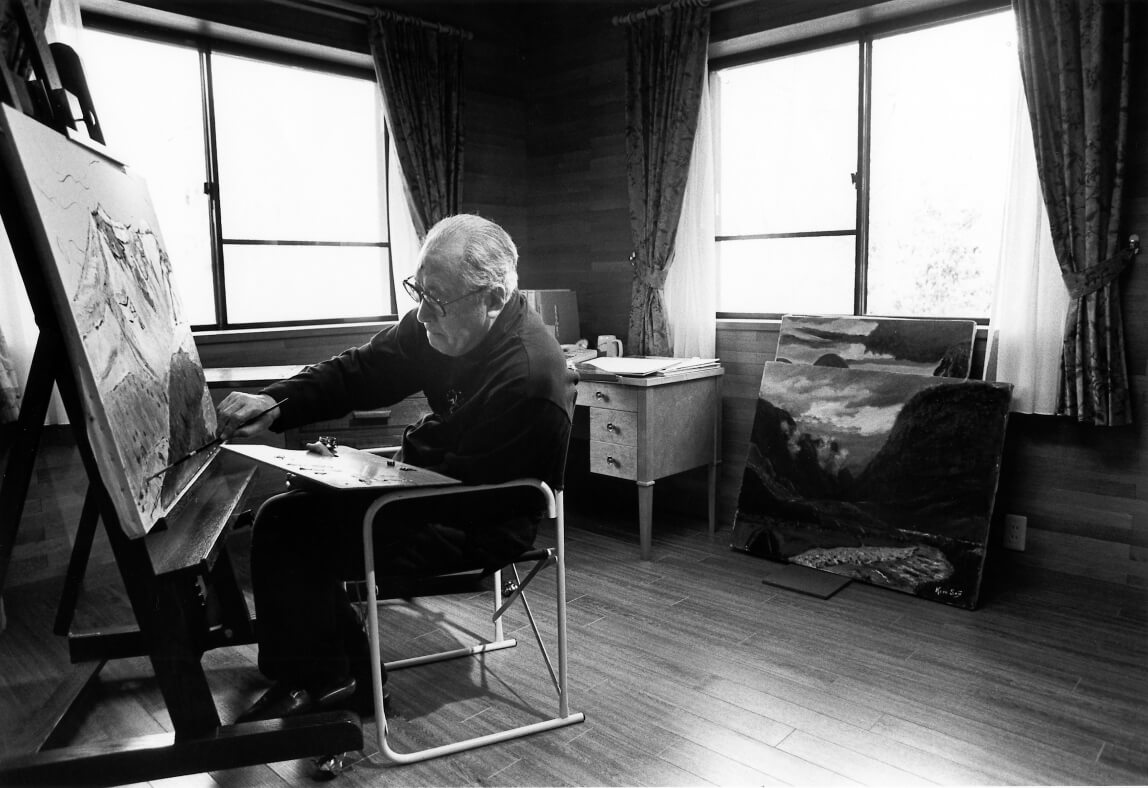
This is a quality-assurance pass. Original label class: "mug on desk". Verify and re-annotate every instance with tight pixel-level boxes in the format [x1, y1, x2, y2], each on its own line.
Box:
[597, 335, 623, 357]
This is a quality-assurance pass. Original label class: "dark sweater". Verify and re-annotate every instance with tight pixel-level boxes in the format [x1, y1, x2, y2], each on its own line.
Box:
[261, 292, 577, 488]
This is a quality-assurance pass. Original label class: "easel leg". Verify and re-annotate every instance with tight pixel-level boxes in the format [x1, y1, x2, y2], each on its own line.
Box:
[102, 522, 222, 735]
[208, 544, 256, 645]
[54, 485, 100, 636]
[0, 339, 58, 594]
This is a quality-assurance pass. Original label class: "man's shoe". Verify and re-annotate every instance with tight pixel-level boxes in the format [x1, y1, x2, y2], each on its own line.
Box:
[313, 674, 357, 708]
[236, 683, 313, 723]
[236, 674, 356, 724]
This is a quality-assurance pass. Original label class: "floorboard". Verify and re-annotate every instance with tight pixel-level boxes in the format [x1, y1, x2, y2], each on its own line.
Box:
[1, 494, 1146, 786]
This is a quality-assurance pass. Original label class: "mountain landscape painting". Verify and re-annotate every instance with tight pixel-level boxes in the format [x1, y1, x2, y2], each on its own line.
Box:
[0, 105, 216, 538]
[775, 315, 977, 378]
[731, 362, 1011, 609]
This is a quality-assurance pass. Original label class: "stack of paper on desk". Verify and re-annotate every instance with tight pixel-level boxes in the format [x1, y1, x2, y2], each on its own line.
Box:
[656, 357, 721, 374]
[580, 357, 679, 376]
[581, 356, 719, 377]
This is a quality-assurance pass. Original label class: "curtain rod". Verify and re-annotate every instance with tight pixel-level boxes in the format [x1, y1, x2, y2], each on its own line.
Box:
[613, 0, 735, 26]
[266, 0, 473, 39]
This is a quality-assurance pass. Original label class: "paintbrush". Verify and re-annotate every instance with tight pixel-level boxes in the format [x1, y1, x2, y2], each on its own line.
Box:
[146, 397, 288, 482]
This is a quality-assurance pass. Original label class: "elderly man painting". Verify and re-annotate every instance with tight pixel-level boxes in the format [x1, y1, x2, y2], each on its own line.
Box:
[215, 214, 577, 722]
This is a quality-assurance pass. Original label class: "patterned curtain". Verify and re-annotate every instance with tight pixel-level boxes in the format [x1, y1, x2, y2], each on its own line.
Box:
[367, 11, 464, 238]
[623, 1, 710, 357]
[1014, 0, 1137, 425]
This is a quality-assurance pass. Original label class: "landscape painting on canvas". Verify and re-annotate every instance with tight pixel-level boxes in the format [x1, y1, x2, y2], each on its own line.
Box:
[775, 315, 977, 378]
[731, 362, 1011, 609]
[0, 106, 216, 538]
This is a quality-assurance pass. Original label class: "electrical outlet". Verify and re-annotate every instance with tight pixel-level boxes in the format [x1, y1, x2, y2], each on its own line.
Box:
[1003, 514, 1027, 551]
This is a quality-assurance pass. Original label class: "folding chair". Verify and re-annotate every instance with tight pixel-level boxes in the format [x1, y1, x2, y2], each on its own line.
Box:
[356, 451, 585, 765]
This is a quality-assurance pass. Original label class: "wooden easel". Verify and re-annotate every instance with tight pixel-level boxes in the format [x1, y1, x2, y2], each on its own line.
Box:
[0, 2, 361, 783]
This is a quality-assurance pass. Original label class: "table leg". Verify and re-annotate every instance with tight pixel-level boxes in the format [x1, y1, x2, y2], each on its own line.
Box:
[637, 481, 654, 560]
[707, 463, 717, 538]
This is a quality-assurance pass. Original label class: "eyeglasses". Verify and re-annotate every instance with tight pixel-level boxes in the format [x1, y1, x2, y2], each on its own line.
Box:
[402, 276, 487, 318]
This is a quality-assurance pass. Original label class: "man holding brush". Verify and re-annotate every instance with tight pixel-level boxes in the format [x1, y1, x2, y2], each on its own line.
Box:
[215, 214, 577, 723]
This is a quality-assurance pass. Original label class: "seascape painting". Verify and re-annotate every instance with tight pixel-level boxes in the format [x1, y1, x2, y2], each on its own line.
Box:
[731, 362, 1011, 609]
[0, 106, 216, 538]
[775, 314, 977, 378]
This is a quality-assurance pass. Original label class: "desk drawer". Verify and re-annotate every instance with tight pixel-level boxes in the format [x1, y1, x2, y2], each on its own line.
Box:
[589, 440, 637, 480]
[582, 382, 636, 411]
[589, 408, 637, 446]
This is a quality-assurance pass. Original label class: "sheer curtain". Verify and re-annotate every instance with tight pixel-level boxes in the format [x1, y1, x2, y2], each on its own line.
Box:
[0, 0, 81, 426]
[0, 227, 33, 424]
[387, 133, 421, 307]
[664, 71, 716, 358]
[983, 74, 1068, 415]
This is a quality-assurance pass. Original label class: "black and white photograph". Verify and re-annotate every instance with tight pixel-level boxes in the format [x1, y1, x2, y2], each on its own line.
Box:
[0, 0, 1143, 785]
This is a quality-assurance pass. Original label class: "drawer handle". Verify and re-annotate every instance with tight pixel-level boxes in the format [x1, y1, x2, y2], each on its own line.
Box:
[595, 391, 606, 401]
[606, 455, 619, 467]
[351, 408, 392, 425]
[606, 422, 618, 433]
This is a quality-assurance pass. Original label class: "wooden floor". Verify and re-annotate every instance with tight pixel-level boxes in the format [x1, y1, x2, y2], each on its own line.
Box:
[2, 485, 1147, 786]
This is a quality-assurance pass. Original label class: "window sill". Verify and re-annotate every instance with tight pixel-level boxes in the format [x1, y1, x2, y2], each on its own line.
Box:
[194, 320, 394, 345]
[716, 317, 782, 331]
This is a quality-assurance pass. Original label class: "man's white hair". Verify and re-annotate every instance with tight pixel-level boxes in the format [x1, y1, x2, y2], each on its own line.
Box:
[422, 214, 518, 297]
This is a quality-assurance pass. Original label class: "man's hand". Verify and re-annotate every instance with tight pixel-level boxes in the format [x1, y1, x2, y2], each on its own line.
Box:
[216, 392, 280, 440]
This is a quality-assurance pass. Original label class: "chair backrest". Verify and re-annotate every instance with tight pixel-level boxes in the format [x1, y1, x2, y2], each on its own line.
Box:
[538, 385, 576, 494]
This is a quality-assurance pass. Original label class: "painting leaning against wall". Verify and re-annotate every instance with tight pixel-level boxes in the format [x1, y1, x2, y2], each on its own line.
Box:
[775, 314, 977, 378]
[0, 105, 216, 538]
[731, 361, 1012, 609]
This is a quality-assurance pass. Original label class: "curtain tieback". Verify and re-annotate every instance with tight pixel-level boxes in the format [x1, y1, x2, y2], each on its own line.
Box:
[1062, 247, 1137, 300]
[629, 250, 672, 289]
[633, 266, 669, 290]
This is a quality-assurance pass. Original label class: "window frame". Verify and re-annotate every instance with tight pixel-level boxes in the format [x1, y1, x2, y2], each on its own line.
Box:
[709, 1, 1010, 324]
[81, 13, 399, 332]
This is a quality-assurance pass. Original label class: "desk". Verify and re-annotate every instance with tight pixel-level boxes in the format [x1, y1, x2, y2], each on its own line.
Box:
[579, 366, 723, 560]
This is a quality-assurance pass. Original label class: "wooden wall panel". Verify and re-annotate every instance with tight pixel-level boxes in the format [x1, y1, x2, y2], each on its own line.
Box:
[458, 28, 530, 246]
[522, 5, 631, 345]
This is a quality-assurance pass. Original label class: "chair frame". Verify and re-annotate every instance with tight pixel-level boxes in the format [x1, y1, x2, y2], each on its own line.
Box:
[360, 477, 585, 764]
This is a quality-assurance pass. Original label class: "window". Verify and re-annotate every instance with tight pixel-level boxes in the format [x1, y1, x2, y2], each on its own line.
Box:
[81, 26, 394, 329]
[713, 9, 1017, 320]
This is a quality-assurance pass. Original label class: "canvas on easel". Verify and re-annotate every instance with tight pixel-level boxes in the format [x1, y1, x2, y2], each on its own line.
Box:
[0, 103, 215, 538]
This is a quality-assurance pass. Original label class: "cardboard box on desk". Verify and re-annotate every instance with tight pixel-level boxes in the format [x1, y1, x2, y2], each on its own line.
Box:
[522, 289, 580, 344]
